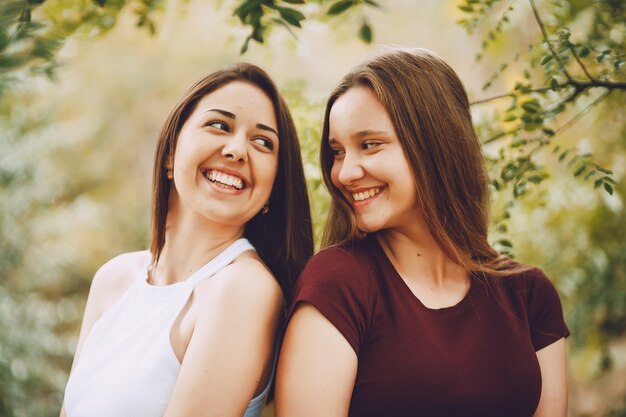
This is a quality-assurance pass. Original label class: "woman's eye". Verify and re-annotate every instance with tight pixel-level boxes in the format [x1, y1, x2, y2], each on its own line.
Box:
[331, 148, 345, 158]
[252, 137, 274, 150]
[363, 142, 381, 150]
[206, 120, 229, 132]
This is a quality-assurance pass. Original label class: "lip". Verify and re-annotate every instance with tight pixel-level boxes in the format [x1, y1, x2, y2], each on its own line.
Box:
[201, 166, 250, 189]
[346, 185, 386, 208]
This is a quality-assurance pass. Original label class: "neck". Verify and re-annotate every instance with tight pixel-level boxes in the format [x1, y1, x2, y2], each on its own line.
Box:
[375, 224, 464, 289]
[150, 210, 245, 285]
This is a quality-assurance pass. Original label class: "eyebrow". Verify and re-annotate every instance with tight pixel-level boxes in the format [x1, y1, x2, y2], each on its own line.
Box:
[257, 123, 278, 136]
[207, 108, 278, 136]
[209, 108, 236, 119]
[353, 129, 392, 137]
[328, 130, 392, 144]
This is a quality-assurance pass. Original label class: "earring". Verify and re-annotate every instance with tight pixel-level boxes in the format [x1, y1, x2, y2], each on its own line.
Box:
[166, 168, 173, 180]
[261, 201, 269, 215]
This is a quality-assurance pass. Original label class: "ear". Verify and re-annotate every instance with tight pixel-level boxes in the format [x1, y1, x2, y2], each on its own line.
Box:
[165, 154, 173, 170]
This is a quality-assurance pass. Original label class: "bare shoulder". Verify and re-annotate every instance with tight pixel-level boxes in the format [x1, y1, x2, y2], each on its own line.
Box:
[89, 251, 151, 315]
[196, 252, 283, 312]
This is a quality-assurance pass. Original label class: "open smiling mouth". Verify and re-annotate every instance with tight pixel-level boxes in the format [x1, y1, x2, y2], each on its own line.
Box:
[204, 169, 246, 191]
[352, 187, 383, 202]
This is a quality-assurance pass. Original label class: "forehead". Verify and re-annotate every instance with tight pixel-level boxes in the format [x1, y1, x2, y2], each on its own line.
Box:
[329, 87, 394, 137]
[194, 81, 277, 126]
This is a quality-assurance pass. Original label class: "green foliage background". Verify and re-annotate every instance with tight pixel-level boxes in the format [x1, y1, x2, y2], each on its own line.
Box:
[0, 0, 624, 416]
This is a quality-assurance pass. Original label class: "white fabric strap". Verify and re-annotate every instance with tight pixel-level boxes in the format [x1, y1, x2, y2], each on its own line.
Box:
[186, 238, 256, 287]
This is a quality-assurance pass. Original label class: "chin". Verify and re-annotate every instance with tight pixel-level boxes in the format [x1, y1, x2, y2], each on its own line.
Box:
[355, 219, 384, 234]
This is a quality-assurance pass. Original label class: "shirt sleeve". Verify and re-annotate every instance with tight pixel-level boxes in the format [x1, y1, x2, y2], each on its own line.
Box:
[525, 268, 570, 351]
[288, 246, 374, 355]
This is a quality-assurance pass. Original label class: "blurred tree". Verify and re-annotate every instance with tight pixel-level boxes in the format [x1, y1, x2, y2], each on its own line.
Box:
[1, 0, 625, 416]
[456, 0, 623, 224]
[455, 0, 625, 414]
[0, 0, 379, 97]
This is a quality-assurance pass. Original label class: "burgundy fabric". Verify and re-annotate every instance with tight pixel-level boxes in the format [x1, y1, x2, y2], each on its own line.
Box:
[290, 235, 569, 417]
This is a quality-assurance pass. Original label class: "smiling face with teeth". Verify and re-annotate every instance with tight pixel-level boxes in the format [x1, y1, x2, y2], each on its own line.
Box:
[168, 81, 279, 229]
[328, 86, 421, 234]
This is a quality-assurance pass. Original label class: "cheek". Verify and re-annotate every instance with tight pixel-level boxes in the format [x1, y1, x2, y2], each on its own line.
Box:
[329, 161, 342, 187]
[257, 157, 279, 196]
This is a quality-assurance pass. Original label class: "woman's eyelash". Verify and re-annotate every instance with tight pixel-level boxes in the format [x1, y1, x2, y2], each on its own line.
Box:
[205, 120, 274, 150]
[206, 120, 229, 131]
[253, 137, 274, 150]
[363, 141, 381, 150]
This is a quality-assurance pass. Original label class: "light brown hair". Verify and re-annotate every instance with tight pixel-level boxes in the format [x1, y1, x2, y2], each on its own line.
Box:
[150, 63, 313, 296]
[320, 47, 523, 276]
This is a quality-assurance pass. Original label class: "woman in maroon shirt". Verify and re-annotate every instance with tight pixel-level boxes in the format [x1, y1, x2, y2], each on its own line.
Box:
[276, 48, 568, 417]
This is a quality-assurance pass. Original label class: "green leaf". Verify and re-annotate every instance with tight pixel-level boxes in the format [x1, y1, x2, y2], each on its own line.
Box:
[584, 171, 596, 180]
[527, 175, 543, 184]
[93, 0, 106, 6]
[18, 8, 31, 23]
[558, 150, 570, 162]
[540, 54, 553, 65]
[501, 163, 518, 182]
[498, 239, 513, 248]
[234, 0, 262, 20]
[573, 165, 586, 177]
[513, 181, 527, 197]
[603, 183, 613, 195]
[358, 20, 372, 43]
[550, 77, 559, 91]
[503, 113, 517, 122]
[597, 167, 614, 175]
[459, 5, 474, 12]
[327, 0, 354, 16]
[240, 35, 252, 54]
[363, 0, 382, 8]
[281, 0, 305, 3]
[277, 7, 305, 27]
[521, 100, 541, 113]
[594, 178, 603, 188]
[579, 46, 590, 57]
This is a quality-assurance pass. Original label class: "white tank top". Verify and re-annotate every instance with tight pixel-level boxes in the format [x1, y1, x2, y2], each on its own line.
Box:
[64, 238, 272, 417]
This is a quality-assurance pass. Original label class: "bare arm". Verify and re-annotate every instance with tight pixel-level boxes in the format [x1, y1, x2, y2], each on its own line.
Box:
[533, 338, 568, 417]
[163, 259, 282, 417]
[275, 303, 358, 417]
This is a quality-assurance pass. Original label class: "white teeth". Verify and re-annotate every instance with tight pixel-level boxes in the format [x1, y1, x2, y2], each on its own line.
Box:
[352, 188, 381, 201]
[206, 170, 244, 190]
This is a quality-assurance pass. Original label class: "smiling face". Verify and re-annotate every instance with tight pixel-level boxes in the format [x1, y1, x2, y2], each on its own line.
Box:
[169, 81, 279, 229]
[328, 86, 420, 234]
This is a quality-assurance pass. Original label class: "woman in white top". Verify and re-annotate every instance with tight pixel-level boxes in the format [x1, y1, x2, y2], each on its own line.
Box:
[61, 63, 313, 417]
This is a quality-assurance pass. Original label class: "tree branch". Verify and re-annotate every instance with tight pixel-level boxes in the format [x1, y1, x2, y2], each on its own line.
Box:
[481, 88, 613, 147]
[471, 79, 626, 105]
[569, 46, 596, 82]
[526, 90, 611, 157]
[528, 0, 573, 82]
[483, 127, 523, 145]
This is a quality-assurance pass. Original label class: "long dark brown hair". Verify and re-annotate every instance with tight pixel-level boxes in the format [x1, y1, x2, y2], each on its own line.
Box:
[320, 47, 524, 277]
[150, 63, 313, 296]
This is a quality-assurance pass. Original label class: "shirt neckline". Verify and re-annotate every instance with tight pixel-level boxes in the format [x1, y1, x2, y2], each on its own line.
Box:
[367, 234, 478, 315]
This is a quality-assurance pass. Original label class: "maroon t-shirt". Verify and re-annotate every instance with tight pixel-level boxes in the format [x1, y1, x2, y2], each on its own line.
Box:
[290, 235, 569, 417]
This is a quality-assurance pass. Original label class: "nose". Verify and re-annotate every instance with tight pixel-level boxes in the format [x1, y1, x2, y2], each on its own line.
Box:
[336, 151, 365, 186]
[221, 132, 248, 162]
